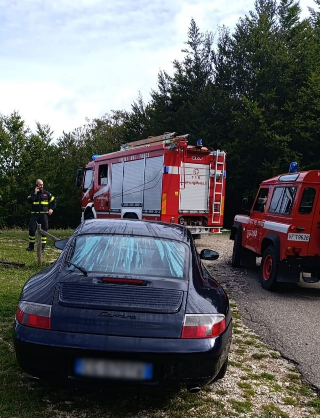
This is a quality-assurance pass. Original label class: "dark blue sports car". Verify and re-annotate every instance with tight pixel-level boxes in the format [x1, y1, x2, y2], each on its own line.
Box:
[14, 219, 232, 392]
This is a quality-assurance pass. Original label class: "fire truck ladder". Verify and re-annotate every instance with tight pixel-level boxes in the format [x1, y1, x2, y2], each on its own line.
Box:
[211, 150, 226, 226]
[120, 132, 184, 151]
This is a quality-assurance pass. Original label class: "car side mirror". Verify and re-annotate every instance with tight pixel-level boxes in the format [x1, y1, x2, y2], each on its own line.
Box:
[76, 168, 82, 188]
[242, 197, 251, 210]
[257, 197, 267, 212]
[54, 239, 68, 250]
[242, 197, 252, 214]
[199, 249, 219, 260]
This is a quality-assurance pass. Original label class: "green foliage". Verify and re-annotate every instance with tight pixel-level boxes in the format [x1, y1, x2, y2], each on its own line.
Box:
[0, 111, 127, 228]
[1, 1, 320, 228]
[0, 112, 33, 226]
[142, 18, 218, 145]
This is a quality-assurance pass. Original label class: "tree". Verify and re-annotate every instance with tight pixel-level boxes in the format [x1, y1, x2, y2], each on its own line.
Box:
[49, 112, 127, 228]
[148, 19, 217, 144]
[0, 112, 32, 226]
[122, 93, 154, 141]
[212, 0, 315, 225]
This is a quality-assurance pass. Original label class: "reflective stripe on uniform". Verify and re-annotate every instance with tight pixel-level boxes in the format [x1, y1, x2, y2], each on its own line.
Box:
[162, 194, 167, 214]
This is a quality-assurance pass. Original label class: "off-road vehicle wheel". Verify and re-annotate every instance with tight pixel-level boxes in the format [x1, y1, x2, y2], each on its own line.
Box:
[260, 246, 278, 291]
[231, 232, 241, 267]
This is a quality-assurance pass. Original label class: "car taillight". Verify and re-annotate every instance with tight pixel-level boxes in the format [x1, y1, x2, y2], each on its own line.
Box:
[16, 301, 51, 330]
[181, 314, 226, 339]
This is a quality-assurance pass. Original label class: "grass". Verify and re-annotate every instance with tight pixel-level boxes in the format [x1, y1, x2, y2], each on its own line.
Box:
[0, 230, 320, 418]
[251, 353, 268, 360]
[0, 228, 74, 418]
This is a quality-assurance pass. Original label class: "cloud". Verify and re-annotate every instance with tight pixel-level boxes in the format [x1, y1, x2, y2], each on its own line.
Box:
[0, 81, 103, 134]
[0, 0, 318, 137]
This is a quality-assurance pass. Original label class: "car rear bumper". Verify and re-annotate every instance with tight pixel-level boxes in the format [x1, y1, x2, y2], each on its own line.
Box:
[14, 320, 232, 388]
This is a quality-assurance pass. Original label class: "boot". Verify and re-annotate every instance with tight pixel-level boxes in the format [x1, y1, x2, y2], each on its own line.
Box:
[42, 244, 45, 253]
[26, 243, 34, 252]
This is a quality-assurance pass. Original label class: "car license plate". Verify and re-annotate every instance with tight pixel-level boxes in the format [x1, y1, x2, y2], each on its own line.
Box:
[288, 233, 310, 242]
[74, 358, 153, 380]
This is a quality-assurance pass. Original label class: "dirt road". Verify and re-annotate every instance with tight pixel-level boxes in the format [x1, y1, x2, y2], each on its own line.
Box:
[197, 233, 320, 392]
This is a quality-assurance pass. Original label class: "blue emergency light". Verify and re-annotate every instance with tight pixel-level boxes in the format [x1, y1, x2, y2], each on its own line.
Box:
[92, 154, 100, 161]
[288, 162, 298, 173]
[197, 139, 203, 148]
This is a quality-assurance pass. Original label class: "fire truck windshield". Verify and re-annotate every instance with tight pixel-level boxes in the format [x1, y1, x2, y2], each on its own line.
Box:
[83, 169, 93, 190]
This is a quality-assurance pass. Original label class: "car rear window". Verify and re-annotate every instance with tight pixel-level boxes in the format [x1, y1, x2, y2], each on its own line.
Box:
[68, 234, 187, 278]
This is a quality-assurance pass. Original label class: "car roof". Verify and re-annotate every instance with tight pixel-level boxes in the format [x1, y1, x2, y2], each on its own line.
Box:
[74, 219, 190, 244]
[261, 170, 320, 185]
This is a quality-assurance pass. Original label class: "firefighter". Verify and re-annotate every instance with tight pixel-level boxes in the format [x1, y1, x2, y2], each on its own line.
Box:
[26, 179, 56, 252]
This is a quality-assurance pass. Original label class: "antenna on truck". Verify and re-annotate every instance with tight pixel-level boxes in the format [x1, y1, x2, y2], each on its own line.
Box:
[120, 132, 189, 151]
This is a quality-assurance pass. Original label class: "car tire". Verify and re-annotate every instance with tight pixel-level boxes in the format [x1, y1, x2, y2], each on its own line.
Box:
[192, 234, 201, 240]
[84, 209, 94, 220]
[231, 232, 241, 267]
[260, 246, 278, 291]
[213, 357, 228, 382]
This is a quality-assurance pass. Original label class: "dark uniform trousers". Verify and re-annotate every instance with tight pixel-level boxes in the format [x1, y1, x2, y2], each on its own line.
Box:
[27, 189, 56, 250]
[28, 213, 49, 247]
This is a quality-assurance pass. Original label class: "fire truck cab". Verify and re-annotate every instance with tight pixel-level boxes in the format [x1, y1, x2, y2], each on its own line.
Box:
[77, 132, 226, 235]
[230, 163, 320, 290]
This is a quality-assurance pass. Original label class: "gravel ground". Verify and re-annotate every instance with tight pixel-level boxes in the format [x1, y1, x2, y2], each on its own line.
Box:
[191, 232, 320, 418]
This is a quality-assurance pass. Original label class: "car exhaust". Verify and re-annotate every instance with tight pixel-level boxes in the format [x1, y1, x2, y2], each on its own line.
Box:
[187, 385, 201, 393]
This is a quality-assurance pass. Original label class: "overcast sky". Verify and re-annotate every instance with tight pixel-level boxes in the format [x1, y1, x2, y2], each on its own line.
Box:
[0, 0, 317, 138]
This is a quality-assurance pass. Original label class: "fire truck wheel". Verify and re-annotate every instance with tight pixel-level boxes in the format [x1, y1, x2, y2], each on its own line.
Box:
[231, 232, 241, 267]
[260, 246, 278, 290]
[123, 213, 138, 219]
[84, 210, 94, 220]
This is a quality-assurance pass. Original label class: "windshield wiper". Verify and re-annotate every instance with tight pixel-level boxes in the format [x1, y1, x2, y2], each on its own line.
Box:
[66, 261, 88, 276]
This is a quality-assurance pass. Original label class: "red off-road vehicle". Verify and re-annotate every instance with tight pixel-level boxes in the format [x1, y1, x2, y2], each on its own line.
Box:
[230, 164, 320, 290]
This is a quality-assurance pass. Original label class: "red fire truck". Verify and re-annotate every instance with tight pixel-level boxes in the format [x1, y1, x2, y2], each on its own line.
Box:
[76, 132, 226, 235]
[230, 163, 320, 290]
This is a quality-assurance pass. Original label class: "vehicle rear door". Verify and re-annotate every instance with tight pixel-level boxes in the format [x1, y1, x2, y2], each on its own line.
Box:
[301, 186, 320, 255]
[179, 163, 210, 212]
[51, 277, 188, 338]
